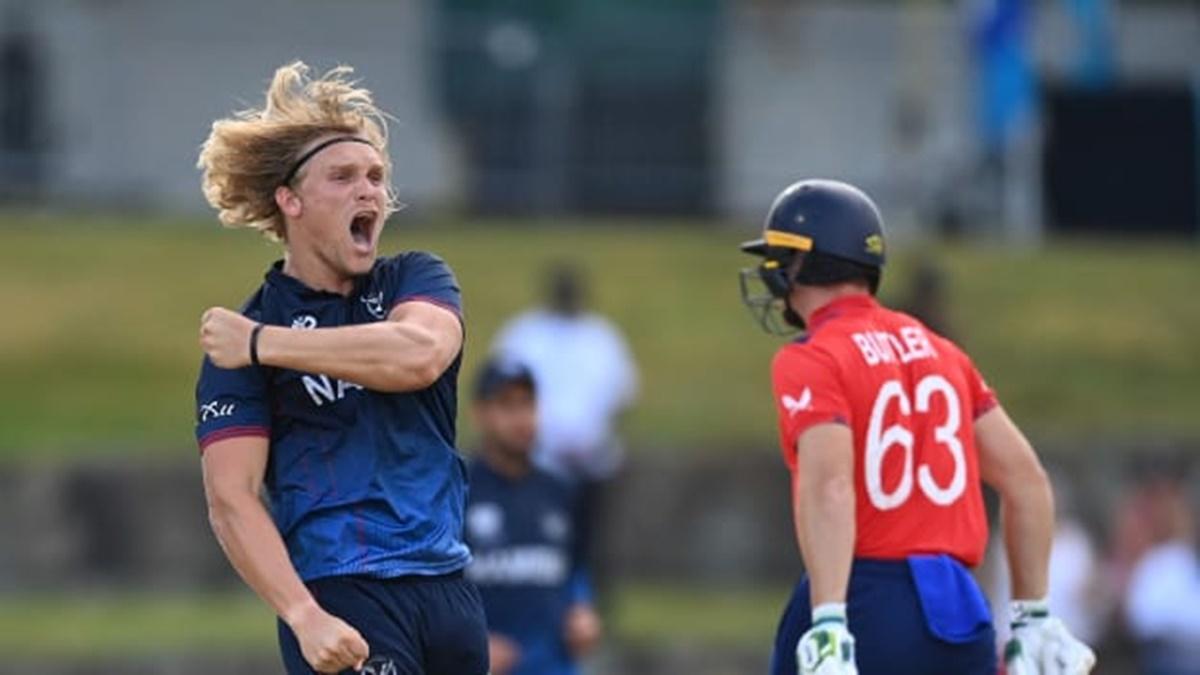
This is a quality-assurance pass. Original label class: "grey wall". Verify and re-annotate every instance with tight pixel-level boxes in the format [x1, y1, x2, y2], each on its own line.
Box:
[5, 0, 457, 210]
[2, 0, 1197, 220]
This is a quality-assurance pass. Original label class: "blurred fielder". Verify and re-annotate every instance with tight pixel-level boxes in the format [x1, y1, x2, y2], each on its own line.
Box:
[739, 179, 1095, 675]
[194, 62, 487, 674]
[464, 357, 603, 675]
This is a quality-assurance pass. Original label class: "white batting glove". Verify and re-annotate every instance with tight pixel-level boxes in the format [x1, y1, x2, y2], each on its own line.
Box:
[797, 603, 858, 675]
[1004, 598, 1096, 675]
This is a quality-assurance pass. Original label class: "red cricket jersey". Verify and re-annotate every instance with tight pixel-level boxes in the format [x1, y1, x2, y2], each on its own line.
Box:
[771, 294, 998, 567]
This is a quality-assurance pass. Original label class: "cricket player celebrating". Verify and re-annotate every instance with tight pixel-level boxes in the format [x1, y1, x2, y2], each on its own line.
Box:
[194, 62, 487, 674]
[739, 179, 1096, 675]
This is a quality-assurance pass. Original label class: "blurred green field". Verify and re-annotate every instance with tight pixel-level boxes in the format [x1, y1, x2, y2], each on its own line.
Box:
[1, 212, 1197, 458]
[0, 592, 276, 658]
[0, 585, 785, 657]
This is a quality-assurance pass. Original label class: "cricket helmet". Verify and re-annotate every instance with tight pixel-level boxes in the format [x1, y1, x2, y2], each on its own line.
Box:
[739, 179, 887, 333]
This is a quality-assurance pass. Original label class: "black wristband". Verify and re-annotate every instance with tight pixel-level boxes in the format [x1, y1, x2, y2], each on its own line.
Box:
[249, 323, 265, 367]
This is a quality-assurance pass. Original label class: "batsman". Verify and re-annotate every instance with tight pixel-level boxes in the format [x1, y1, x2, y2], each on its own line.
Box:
[739, 179, 1096, 675]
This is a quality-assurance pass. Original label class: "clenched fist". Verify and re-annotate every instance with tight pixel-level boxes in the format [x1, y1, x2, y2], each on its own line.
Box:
[199, 307, 258, 368]
[290, 603, 371, 673]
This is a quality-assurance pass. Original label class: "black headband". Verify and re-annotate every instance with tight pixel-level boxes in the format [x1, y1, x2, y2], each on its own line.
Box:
[281, 136, 375, 186]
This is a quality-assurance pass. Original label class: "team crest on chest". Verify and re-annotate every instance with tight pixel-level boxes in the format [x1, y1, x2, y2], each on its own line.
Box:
[291, 314, 318, 330]
[361, 291, 386, 319]
[361, 658, 398, 675]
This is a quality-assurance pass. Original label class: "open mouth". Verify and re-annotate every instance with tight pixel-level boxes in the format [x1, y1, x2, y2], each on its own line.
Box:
[349, 211, 377, 250]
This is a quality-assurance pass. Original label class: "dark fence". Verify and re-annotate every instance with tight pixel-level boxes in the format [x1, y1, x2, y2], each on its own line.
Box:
[431, 1, 721, 216]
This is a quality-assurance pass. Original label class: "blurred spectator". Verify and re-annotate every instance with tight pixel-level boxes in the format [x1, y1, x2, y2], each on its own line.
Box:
[967, 0, 1035, 159]
[491, 262, 638, 595]
[1122, 469, 1200, 675]
[982, 468, 1105, 647]
[0, 6, 47, 202]
[1044, 474, 1104, 645]
[1106, 478, 1160, 611]
[465, 357, 602, 675]
[1062, 0, 1116, 88]
[965, 0, 1042, 241]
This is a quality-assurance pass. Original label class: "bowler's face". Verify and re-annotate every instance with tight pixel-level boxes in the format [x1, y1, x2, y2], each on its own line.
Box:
[289, 139, 388, 279]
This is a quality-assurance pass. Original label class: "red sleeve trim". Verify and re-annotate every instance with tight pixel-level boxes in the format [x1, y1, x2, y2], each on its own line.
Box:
[390, 295, 461, 317]
[198, 425, 270, 454]
[797, 414, 851, 434]
[972, 397, 1000, 420]
[786, 413, 851, 447]
[782, 414, 851, 471]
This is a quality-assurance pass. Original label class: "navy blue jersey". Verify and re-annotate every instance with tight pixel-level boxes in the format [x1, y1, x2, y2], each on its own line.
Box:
[465, 459, 591, 675]
[195, 252, 471, 581]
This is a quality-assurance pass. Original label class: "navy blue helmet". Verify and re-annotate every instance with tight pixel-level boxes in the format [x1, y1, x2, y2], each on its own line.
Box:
[739, 179, 887, 333]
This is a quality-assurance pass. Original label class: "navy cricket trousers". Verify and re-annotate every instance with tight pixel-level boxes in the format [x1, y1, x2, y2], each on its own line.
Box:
[770, 558, 997, 675]
[278, 571, 489, 675]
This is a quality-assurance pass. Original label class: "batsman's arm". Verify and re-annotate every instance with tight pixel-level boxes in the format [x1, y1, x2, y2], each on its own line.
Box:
[793, 423, 856, 606]
[975, 406, 1054, 600]
[202, 436, 368, 671]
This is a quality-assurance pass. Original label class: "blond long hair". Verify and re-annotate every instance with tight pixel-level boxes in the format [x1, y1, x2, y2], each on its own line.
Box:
[197, 62, 397, 241]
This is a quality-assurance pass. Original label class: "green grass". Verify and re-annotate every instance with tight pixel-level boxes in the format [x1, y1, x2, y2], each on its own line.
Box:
[612, 584, 788, 648]
[939, 242, 1200, 439]
[0, 592, 276, 657]
[0, 212, 1197, 457]
[0, 585, 785, 658]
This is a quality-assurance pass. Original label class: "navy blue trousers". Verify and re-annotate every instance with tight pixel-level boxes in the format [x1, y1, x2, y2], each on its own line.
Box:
[770, 559, 997, 675]
[278, 572, 489, 675]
